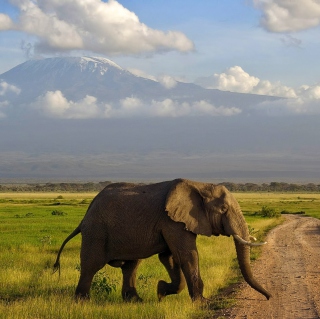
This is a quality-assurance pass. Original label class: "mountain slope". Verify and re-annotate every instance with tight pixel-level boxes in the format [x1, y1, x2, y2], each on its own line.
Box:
[1, 56, 161, 103]
[0, 56, 279, 111]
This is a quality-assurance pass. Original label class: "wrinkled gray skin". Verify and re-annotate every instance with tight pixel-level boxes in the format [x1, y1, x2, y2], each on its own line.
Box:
[54, 179, 271, 302]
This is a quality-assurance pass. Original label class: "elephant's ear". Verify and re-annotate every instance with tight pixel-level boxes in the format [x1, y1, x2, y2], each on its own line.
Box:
[165, 179, 212, 237]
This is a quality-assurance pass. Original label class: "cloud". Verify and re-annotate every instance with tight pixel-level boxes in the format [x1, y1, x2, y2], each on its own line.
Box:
[0, 13, 14, 30]
[33, 91, 100, 119]
[33, 91, 241, 119]
[108, 98, 241, 117]
[151, 99, 240, 117]
[196, 66, 296, 98]
[157, 75, 178, 89]
[253, 83, 320, 115]
[5, 0, 194, 55]
[253, 0, 320, 32]
[0, 81, 21, 119]
[0, 80, 21, 96]
[195, 66, 320, 115]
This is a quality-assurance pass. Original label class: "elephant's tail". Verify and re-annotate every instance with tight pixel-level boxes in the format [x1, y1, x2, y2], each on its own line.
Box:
[53, 225, 81, 276]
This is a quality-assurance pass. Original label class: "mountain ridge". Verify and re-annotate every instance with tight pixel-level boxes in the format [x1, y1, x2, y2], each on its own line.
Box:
[0, 56, 280, 116]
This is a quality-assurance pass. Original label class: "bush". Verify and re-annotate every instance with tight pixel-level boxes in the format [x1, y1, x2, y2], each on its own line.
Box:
[75, 266, 118, 296]
[260, 206, 281, 218]
[51, 210, 67, 216]
[91, 271, 118, 295]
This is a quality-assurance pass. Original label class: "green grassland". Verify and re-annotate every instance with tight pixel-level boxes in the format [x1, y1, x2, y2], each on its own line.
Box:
[0, 192, 319, 319]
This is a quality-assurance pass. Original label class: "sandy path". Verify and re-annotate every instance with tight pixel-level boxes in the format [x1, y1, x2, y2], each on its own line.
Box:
[216, 215, 320, 319]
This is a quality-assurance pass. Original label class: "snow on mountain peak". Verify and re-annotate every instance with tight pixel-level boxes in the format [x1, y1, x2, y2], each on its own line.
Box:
[81, 57, 123, 70]
[9, 56, 124, 76]
[78, 57, 123, 75]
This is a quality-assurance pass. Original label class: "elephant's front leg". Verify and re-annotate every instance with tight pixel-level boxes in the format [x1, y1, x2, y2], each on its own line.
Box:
[162, 222, 206, 301]
[157, 251, 186, 301]
[178, 249, 205, 301]
[121, 260, 142, 302]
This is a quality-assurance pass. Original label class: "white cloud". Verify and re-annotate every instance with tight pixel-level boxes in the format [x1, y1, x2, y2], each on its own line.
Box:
[298, 85, 320, 100]
[0, 13, 14, 30]
[195, 66, 320, 115]
[112, 98, 242, 118]
[192, 100, 241, 116]
[253, 0, 320, 32]
[253, 83, 320, 115]
[145, 99, 241, 117]
[33, 91, 100, 119]
[0, 80, 21, 96]
[0, 81, 20, 118]
[6, 0, 194, 55]
[151, 99, 190, 117]
[197, 66, 296, 98]
[33, 91, 241, 119]
[213, 66, 260, 93]
[157, 75, 178, 89]
[253, 79, 296, 98]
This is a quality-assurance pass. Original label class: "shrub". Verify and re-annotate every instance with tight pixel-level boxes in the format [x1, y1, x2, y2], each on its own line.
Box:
[91, 271, 118, 295]
[260, 206, 281, 218]
[51, 210, 67, 216]
[75, 266, 118, 296]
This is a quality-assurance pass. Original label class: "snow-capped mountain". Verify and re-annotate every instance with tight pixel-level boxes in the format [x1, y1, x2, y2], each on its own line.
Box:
[1, 57, 319, 182]
[0, 56, 161, 104]
[0, 56, 279, 115]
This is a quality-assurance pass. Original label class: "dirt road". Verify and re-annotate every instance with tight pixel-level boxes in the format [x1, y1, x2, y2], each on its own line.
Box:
[216, 215, 320, 319]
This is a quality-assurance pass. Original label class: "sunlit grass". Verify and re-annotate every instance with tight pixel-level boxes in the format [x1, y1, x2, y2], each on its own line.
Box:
[234, 192, 320, 219]
[2, 191, 317, 318]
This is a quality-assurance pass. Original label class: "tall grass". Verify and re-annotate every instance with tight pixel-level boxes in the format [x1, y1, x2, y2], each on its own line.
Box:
[1, 192, 313, 318]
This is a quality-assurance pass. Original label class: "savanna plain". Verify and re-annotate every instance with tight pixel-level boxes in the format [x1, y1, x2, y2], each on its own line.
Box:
[0, 190, 320, 319]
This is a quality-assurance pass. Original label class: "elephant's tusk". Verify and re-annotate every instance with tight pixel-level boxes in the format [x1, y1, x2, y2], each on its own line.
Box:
[233, 234, 267, 246]
[249, 235, 257, 241]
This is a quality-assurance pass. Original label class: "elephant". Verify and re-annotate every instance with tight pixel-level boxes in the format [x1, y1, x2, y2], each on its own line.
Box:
[53, 178, 271, 302]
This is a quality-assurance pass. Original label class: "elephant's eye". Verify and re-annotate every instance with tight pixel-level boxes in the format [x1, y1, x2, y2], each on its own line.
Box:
[220, 204, 228, 214]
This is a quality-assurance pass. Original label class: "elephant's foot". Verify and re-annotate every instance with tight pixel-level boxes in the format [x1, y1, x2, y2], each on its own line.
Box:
[157, 280, 185, 301]
[122, 288, 143, 302]
[157, 280, 167, 301]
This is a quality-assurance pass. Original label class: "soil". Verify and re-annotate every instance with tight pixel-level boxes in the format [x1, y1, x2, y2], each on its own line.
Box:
[214, 215, 320, 319]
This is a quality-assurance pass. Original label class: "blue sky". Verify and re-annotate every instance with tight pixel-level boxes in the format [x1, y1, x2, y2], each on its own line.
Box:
[1, 0, 320, 100]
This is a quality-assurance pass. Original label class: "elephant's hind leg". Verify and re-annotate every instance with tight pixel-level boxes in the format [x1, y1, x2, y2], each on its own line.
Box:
[75, 237, 108, 299]
[157, 251, 186, 301]
[121, 260, 143, 302]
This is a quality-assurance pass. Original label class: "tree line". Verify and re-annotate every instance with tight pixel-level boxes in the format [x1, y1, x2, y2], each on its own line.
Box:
[0, 181, 319, 193]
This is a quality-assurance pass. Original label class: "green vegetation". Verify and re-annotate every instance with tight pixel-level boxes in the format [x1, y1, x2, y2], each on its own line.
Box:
[0, 192, 319, 318]
[1, 181, 320, 193]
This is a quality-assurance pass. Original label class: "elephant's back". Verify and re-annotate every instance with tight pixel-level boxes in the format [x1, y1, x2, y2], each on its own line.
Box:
[83, 180, 172, 224]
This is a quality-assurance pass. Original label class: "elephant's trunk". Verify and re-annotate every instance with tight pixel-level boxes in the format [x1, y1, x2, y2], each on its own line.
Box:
[234, 238, 272, 300]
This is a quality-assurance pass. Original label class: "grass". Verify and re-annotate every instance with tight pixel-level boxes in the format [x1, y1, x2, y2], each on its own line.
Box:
[0, 192, 318, 318]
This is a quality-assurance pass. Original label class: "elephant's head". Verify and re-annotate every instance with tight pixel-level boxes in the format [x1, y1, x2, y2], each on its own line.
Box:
[165, 179, 271, 300]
